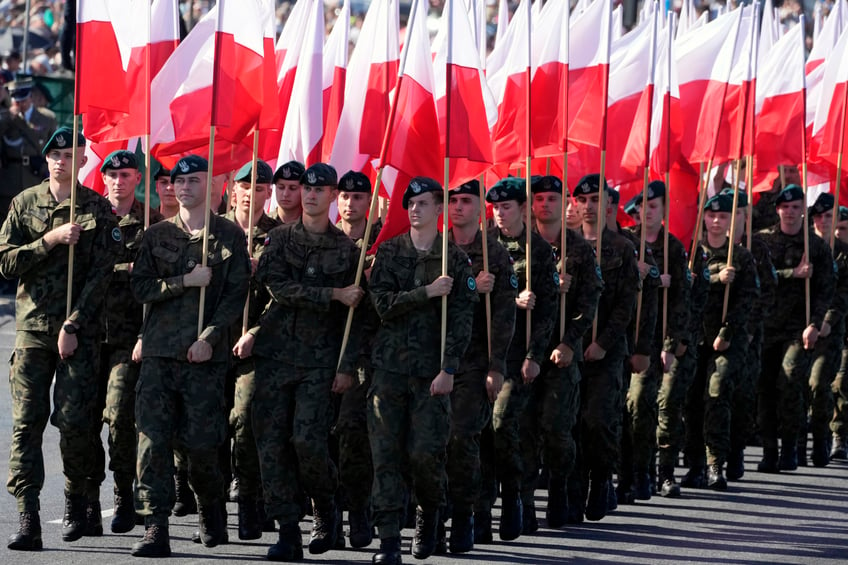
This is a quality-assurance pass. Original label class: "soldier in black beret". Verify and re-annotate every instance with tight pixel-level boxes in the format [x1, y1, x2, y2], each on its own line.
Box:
[273, 160, 305, 224]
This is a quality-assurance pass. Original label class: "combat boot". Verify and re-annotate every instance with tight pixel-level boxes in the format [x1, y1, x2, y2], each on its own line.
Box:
[372, 536, 402, 565]
[259, 500, 277, 532]
[84, 497, 103, 537]
[498, 489, 522, 541]
[308, 501, 338, 554]
[680, 466, 706, 488]
[830, 435, 848, 460]
[811, 434, 830, 467]
[172, 470, 197, 516]
[521, 499, 538, 535]
[197, 501, 227, 548]
[584, 474, 609, 522]
[566, 487, 584, 524]
[62, 493, 87, 542]
[706, 464, 727, 491]
[546, 478, 568, 529]
[348, 508, 373, 548]
[607, 478, 619, 511]
[779, 440, 798, 471]
[267, 523, 303, 562]
[757, 447, 780, 473]
[448, 510, 473, 554]
[657, 465, 681, 498]
[726, 449, 745, 481]
[633, 471, 652, 501]
[238, 496, 262, 540]
[473, 510, 492, 543]
[8, 511, 42, 551]
[112, 487, 136, 534]
[131, 523, 171, 558]
[411, 507, 439, 559]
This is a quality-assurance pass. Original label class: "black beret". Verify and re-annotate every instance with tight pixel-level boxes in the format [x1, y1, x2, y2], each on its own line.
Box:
[301, 163, 338, 187]
[151, 158, 170, 180]
[775, 184, 805, 206]
[808, 192, 835, 217]
[100, 150, 138, 172]
[607, 187, 620, 205]
[572, 174, 610, 196]
[42, 126, 86, 155]
[840, 206, 848, 222]
[170, 155, 208, 182]
[530, 175, 563, 195]
[402, 176, 442, 209]
[235, 160, 273, 184]
[449, 179, 481, 197]
[485, 177, 526, 204]
[338, 170, 372, 193]
[646, 180, 666, 201]
[273, 160, 305, 183]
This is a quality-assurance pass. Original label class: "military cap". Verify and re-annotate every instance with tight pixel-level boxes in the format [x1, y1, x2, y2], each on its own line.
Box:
[704, 191, 734, 213]
[8, 79, 32, 101]
[449, 179, 481, 197]
[273, 160, 305, 183]
[402, 176, 443, 209]
[840, 206, 848, 222]
[718, 188, 748, 208]
[775, 184, 805, 206]
[339, 170, 372, 193]
[808, 192, 835, 217]
[572, 173, 610, 196]
[234, 160, 273, 184]
[100, 150, 138, 172]
[151, 159, 170, 180]
[301, 163, 338, 187]
[485, 177, 526, 204]
[42, 126, 86, 155]
[646, 180, 666, 201]
[624, 194, 641, 216]
[607, 187, 620, 205]
[530, 175, 564, 195]
[169, 155, 208, 182]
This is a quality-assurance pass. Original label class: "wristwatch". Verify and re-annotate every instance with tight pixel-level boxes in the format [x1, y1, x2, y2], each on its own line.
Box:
[62, 322, 78, 335]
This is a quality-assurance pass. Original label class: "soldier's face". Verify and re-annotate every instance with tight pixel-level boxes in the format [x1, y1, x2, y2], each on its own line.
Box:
[532, 193, 562, 224]
[644, 198, 663, 229]
[234, 181, 270, 217]
[565, 197, 581, 229]
[704, 210, 731, 236]
[576, 194, 600, 225]
[836, 220, 848, 244]
[102, 169, 141, 203]
[338, 191, 370, 223]
[492, 200, 524, 233]
[448, 194, 480, 229]
[275, 180, 302, 211]
[407, 192, 442, 229]
[210, 174, 227, 211]
[157, 177, 177, 210]
[173, 173, 208, 211]
[46, 148, 86, 183]
[777, 201, 804, 232]
[782, 166, 801, 186]
[301, 185, 338, 218]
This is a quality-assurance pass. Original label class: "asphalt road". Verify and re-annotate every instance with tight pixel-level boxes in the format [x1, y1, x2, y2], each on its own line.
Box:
[0, 295, 846, 564]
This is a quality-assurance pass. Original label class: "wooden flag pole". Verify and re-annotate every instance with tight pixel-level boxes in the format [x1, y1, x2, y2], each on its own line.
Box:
[662, 170, 670, 339]
[722, 159, 743, 322]
[66, 114, 80, 319]
[441, 157, 450, 360]
[635, 166, 650, 346]
[560, 151, 568, 340]
[241, 131, 260, 335]
[592, 149, 607, 342]
[197, 126, 216, 337]
[746, 155, 753, 251]
[689, 158, 714, 271]
[479, 174, 492, 358]
[800, 17, 811, 327]
[525, 157, 533, 349]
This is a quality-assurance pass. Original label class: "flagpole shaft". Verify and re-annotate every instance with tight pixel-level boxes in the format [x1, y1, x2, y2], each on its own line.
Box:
[479, 174, 492, 359]
[66, 113, 80, 319]
[803, 159, 810, 327]
[722, 160, 742, 323]
[746, 155, 753, 251]
[560, 151, 567, 340]
[198, 125, 216, 338]
[662, 170, 670, 341]
[242, 131, 260, 336]
[525, 157, 532, 350]
[635, 167, 650, 346]
[545, 157, 551, 175]
[689, 159, 713, 271]
[441, 158, 450, 361]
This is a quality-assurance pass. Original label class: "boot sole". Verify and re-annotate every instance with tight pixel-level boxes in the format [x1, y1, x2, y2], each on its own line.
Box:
[8, 537, 43, 551]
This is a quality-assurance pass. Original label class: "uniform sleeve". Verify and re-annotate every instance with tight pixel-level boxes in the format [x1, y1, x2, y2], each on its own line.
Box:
[198, 231, 251, 347]
[561, 239, 602, 354]
[663, 239, 692, 352]
[752, 240, 777, 321]
[0, 199, 52, 278]
[488, 242, 517, 375]
[527, 242, 559, 362]
[719, 248, 758, 341]
[687, 250, 710, 344]
[810, 238, 835, 330]
[256, 229, 334, 311]
[443, 249, 478, 372]
[824, 244, 848, 328]
[634, 273, 659, 356]
[597, 242, 640, 352]
[337, 243, 369, 375]
[67, 208, 121, 327]
[131, 231, 188, 303]
[369, 244, 430, 321]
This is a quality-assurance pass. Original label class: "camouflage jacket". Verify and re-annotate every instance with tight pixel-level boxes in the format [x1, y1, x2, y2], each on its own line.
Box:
[370, 232, 477, 377]
[450, 228, 517, 375]
[644, 227, 692, 352]
[751, 185, 781, 232]
[103, 200, 164, 346]
[0, 181, 121, 338]
[131, 214, 250, 362]
[253, 221, 364, 374]
[826, 238, 848, 331]
[741, 233, 777, 326]
[336, 218, 382, 268]
[687, 246, 710, 345]
[621, 227, 659, 356]
[496, 225, 559, 364]
[701, 239, 759, 343]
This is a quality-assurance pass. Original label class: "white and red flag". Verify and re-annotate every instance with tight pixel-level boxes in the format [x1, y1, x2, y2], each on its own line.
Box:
[529, 0, 569, 158]
[321, 2, 350, 163]
[75, 0, 130, 116]
[812, 25, 848, 170]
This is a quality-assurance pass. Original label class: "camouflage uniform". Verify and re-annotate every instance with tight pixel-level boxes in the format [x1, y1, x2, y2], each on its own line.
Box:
[751, 183, 781, 232]
[368, 232, 476, 539]
[251, 221, 363, 526]
[131, 214, 250, 524]
[0, 181, 120, 511]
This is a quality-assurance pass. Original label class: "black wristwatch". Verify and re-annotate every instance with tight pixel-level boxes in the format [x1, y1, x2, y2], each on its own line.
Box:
[62, 323, 78, 335]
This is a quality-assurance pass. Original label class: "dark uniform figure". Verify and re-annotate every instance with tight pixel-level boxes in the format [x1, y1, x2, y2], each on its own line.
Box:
[1, 127, 120, 551]
[830, 206, 848, 460]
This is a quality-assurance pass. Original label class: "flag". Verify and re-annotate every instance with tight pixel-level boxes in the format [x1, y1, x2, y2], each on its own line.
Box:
[530, 0, 569, 157]
[321, 2, 349, 162]
[813, 25, 848, 168]
[75, 0, 130, 115]
[496, 0, 509, 45]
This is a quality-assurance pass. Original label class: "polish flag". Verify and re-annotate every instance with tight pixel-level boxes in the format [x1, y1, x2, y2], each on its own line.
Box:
[434, 0, 495, 186]
[813, 25, 848, 169]
[806, 2, 847, 154]
[75, 0, 130, 115]
[530, 0, 569, 158]
[256, 0, 281, 133]
[758, 0, 779, 70]
[496, 0, 509, 45]
[320, 2, 349, 163]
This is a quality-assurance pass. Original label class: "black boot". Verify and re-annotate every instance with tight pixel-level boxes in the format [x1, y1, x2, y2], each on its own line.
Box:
[585, 476, 609, 522]
[607, 478, 619, 511]
[498, 489, 522, 541]
[411, 507, 439, 559]
[8, 511, 42, 551]
[448, 510, 473, 554]
[657, 465, 681, 498]
[707, 464, 727, 491]
[267, 523, 303, 562]
[172, 470, 197, 516]
[131, 523, 171, 558]
[373, 536, 402, 565]
[757, 447, 780, 473]
[521, 499, 538, 535]
[546, 478, 568, 529]
[726, 449, 745, 481]
[779, 440, 798, 471]
[434, 519, 447, 555]
[84, 498, 103, 537]
[111, 488, 136, 534]
[680, 466, 706, 488]
[831, 435, 848, 460]
[258, 499, 277, 532]
[349, 508, 373, 548]
[473, 510, 492, 544]
[198, 501, 227, 548]
[62, 493, 87, 542]
[811, 435, 830, 467]
[565, 487, 584, 524]
[308, 502, 339, 555]
[633, 471, 652, 501]
[238, 496, 262, 540]
[228, 477, 240, 502]
[797, 435, 808, 467]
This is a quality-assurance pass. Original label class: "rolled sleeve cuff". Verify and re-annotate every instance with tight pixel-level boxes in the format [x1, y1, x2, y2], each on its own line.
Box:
[198, 325, 220, 348]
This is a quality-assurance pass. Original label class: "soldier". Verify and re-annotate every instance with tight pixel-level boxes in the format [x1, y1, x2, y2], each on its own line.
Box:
[527, 175, 602, 529]
[447, 180, 516, 551]
[89, 150, 164, 536]
[831, 206, 848, 460]
[565, 195, 582, 231]
[249, 163, 365, 561]
[623, 194, 641, 224]
[752, 166, 800, 232]
[0, 80, 57, 225]
[368, 177, 476, 564]
[757, 184, 834, 473]
[1, 127, 121, 551]
[571, 174, 639, 522]
[272, 160, 305, 224]
[223, 160, 280, 539]
[152, 160, 178, 219]
[479, 177, 557, 541]
[130, 155, 250, 557]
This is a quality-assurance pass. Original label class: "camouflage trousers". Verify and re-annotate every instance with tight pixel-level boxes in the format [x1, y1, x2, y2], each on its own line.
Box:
[831, 346, 848, 437]
[229, 358, 261, 498]
[135, 357, 227, 524]
[489, 360, 531, 495]
[806, 326, 844, 439]
[626, 350, 662, 471]
[579, 341, 626, 474]
[519, 360, 580, 506]
[758, 339, 811, 448]
[334, 363, 373, 512]
[252, 359, 337, 525]
[6, 332, 101, 512]
[368, 370, 450, 539]
[656, 344, 698, 467]
[730, 325, 762, 451]
[446, 368, 490, 513]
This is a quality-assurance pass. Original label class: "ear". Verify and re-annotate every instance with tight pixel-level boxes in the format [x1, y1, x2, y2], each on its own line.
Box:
[79, 154, 88, 168]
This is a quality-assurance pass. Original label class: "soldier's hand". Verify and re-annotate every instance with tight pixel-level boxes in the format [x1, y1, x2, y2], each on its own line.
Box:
[793, 255, 813, 278]
[718, 266, 736, 284]
[521, 358, 540, 384]
[233, 333, 255, 359]
[430, 370, 454, 396]
[636, 261, 650, 281]
[44, 222, 82, 249]
[803, 324, 819, 350]
[425, 276, 454, 298]
[820, 321, 832, 338]
[187, 339, 213, 363]
[485, 370, 504, 402]
[661, 350, 674, 373]
[584, 342, 607, 362]
[475, 271, 495, 294]
[550, 344, 574, 368]
[630, 353, 650, 373]
[131, 338, 143, 363]
[713, 336, 730, 352]
[183, 265, 212, 288]
[560, 273, 573, 294]
[660, 274, 671, 288]
[333, 285, 365, 307]
[58, 327, 79, 359]
[332, 372, 354, 394]
[516, 289, 536, 310]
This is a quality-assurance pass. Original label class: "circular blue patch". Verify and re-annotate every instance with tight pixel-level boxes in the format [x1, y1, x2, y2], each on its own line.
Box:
[111, 227, 122, 242]
[649, 266, 660, 278]
[509, 273, 519, 289]
[703, 267, 710, 281]
[467, 276, 477, 291]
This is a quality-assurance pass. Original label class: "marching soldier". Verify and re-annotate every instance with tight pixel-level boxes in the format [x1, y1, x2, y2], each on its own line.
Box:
[831, 206, 848, 460]
[272, 160, 305, 224]
[152, 160, 178, 219]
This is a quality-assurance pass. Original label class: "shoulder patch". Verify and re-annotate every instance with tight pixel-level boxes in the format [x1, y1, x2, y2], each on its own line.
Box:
[264, 236, 271, 246]
[703, 267, 710, 281]
[467, 275, 477, 292]
[509, 273, 519, 289]
[685, 267, 692, 284]
[649, 265, 660, 278]
[595, 264, 603, 280]
[111, 227, 122, 242]
[553, 271, 560, 286]
[468, 257, 473, 267]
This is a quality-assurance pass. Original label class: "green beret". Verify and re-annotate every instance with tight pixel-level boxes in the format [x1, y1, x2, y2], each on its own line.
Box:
[808, 192, 835, 217]
[42, 126, 86, 155]
[301, 163, 338, 187]
[775, 184, 805, 206]
[449, 180, 481, 197]
[402, 176, 442, 209]
[339, 170, 372, 193]
[719, 188, 748, 208]
[235, 160, 273, 184]
[170, 155, 208, 182]
[530, 175, 563, 195]
[485, 177, 526, 204]
[840, 206, 848, 222]
[100, 150, 138, 172]
[273, 161, 305, 183]
[572, 174, 610, 197]
[704, 192, 734, 213]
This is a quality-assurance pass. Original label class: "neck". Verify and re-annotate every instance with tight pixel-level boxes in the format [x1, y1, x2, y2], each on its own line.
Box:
[706, 231, 727, 248]
[234, 207, 260, 230]
[160, 203, 179, 218]
[645, 223, 661, 242]
[451, 222, 478, 245]
[410, 225, 438, 251]
[48, 177, 72, 202]
[302, 213, 329, 234]
[581, 221, 599, 241]
[501, 221, 524, 239]
[340, 218, 366, 240]
[781, 222, 802, 236]
[179, 206, 207, 233]
[535, 220, 561, 246]
[278, 207, 300, 224]
[110, 196, 133, 217]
